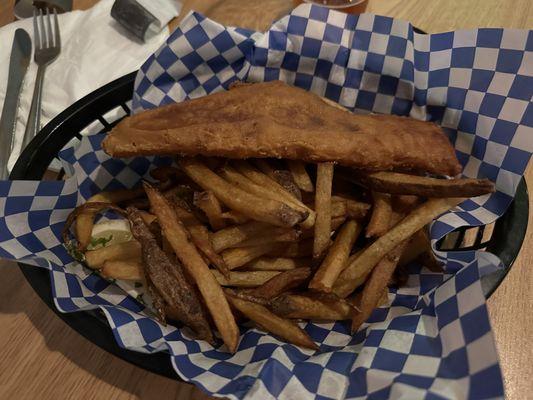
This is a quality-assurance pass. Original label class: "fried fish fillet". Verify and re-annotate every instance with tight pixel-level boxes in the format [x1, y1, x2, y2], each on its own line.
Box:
[103, 81, 461, 176]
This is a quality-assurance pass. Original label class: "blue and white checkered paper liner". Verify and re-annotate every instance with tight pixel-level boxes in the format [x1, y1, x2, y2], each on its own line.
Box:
[1, 4, 532, 399]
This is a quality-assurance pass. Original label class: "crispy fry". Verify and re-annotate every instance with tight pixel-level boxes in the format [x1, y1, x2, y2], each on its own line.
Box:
[180, 158, 306, 227]
[194, 191, 226, 230]
[211, 221, 271, 252]
[243, 257, 309, 271]
[144, 182, 240, 352]
[333, 197, 463, 298]
[222, 243, 280, 270]
[339, 197, 371, 219]
[313, 162, 334, 258]
[225, 289, 271, 306]
[249, 267, 312, 299]
[273, 169, 302, 201]
[138, 210, 157, 226]
[366, 191, 392, 238]
[329, 197, 370, 220]
[270, 293, 355, 321]
[330, 200, 348, 219]
[221, 211, 249, 224]
[85, 240, 142, 268]
[75, 188, 144, 250]
[348, 287, 389, 309]
[287, 160, 314, 192]
[236, 229, 301, 248]
[363, 172, 495, 197]
[254, 159, 278, 180]
[351, 242, 407, 333]
[100, 259, 143, 281]
[212, 221, 301, 252]
[268, 238, 315, 258]
[128, 207, 214, 343]
[233, 161, 316, 228]
[218, 165, 310, 223]
[171, 202, 229, 277]
[301, 215, 346, 240]
[309, 220, 362, 292]
[393, 195, 422, 213]
[398, 229, 430, 267]
[225, 292, 318, 350]
[212, 270, 280, 287]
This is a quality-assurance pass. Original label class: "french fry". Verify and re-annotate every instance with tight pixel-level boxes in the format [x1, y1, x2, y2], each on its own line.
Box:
[144, 182, 240, 352]
[351, 242, 407, 333]
[270, 293, 355, 321]
[243, 257, 309, 271]
[348, 287, 389, 309]
[225, 292, 318, 350]
[211, 221, 271, 252]
[194, 191, 226, 230]
[268, 238, 315, 258]
[393, 195, 422, 213]
[75, 187, 144, 250]
[338, 197, 371, 219]
[366, 191, 392, 238]
[212, 270, 281, 287]
[301, 216, 346, 240]
[254, 159, 278, 180]
[100, 259, 143, 281]
[363, 171, 495, 197]
[221, 211, 249, 224]
[222, 243, 280, 270]
[273, 169, 302, 201]
[313, 162, 334, 258]
[236, 229, 301, 248]
[218, 165, 310, 223]
[180, 158, 306, 227]
[398, 229, 430, 267]
[138, 210, 157, 226]
[287, 160, 314, 192]
[309, 220, 362, 292]
[172, 202, 229, 277]
[233, 160, 316, 228]
[85, 240, 142, 268]
[333, 197, 463, 298]
[249, 267, 312, 299]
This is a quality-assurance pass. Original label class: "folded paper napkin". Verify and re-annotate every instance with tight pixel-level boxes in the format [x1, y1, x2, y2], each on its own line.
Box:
[0, 0, 169, 172]
[0, 4, 532, 400]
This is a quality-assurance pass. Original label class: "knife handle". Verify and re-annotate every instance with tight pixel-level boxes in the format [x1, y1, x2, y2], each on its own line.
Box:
[22, 65, 46, 150]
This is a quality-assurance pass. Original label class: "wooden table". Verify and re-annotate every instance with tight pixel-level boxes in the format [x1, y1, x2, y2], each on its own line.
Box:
[0, 1, 531, 399]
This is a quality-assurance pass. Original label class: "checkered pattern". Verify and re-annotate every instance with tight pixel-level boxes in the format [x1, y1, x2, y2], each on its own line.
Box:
[0, 4, 531, 399]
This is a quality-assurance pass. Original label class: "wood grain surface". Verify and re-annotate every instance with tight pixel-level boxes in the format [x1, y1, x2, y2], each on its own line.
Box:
[0, 1, 531, 399]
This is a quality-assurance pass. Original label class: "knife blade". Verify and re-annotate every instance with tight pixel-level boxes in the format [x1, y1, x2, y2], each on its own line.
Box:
[0, 28, 32, 180]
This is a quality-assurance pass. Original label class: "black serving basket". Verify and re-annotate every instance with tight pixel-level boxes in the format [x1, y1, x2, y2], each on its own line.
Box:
[10, 72, 529, 380]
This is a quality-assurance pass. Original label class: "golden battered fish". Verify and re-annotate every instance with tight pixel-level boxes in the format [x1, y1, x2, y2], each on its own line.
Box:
[103, 81, 461, 176]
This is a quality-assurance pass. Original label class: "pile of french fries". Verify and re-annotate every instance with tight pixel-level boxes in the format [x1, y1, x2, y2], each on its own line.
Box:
[63, 157, 493, 351]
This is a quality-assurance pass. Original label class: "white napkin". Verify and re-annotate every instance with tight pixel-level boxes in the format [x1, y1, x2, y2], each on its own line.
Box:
[0, 0, 169, 172]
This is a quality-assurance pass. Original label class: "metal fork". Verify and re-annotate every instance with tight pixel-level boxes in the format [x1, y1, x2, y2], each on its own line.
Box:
[21, 7, 61, 150]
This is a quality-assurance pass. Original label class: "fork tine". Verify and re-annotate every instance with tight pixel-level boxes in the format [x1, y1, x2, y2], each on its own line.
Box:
[33, 8, 41, 49]
[53, 8, 60, 48]
[46, 8, 54, 47]
[38, 8, 47, 48]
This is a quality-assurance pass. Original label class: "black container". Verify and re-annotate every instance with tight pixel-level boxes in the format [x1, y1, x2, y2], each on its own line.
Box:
[10, 72, 529, 380]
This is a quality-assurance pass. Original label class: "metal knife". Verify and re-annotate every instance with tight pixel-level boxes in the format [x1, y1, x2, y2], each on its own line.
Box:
[0, 28, 32, 180]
